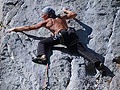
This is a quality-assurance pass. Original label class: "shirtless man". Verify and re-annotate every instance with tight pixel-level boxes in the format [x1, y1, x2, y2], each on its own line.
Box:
[7, 7, 77, 63]
[7, 8, 74, 34]
[7, 7, 106, 75]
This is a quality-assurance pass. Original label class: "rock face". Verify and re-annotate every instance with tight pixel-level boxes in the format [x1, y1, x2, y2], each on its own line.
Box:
[0, 0, 120, 90]
[0, 0, 3, 21]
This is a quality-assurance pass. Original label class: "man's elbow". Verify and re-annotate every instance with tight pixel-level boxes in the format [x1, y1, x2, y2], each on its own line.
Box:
[71, 11, 77, 18]
[74, 13, 77, 18]
[71, 13, 77, 18]
[28, 24, 41, 30]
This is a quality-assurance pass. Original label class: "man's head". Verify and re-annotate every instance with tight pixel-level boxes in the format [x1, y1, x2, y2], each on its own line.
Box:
[41, 7, 56, 19]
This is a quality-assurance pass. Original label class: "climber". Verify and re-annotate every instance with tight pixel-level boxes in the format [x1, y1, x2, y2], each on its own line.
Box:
[7, 7, 106, 75]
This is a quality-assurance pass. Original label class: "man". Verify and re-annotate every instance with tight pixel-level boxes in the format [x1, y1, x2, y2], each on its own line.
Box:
[7, 7, 106, 75]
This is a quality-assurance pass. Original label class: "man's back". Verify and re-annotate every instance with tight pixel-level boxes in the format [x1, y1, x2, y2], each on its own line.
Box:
[45, 17, 68, 34]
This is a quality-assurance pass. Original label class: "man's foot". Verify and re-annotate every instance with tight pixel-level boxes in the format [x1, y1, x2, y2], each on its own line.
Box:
[32, 56, 48, 65]
[99, 63, 106, 76]
[95, 62, 107, 76]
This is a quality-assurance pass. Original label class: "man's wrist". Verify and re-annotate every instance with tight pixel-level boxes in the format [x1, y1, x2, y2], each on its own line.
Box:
[13, 27, 16, 31]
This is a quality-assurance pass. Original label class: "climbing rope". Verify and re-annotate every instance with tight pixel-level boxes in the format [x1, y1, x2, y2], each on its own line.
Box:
[43, 63, 49, 90]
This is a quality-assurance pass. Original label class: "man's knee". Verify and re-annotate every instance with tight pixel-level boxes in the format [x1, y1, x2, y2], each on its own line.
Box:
[77, 43, 86, 51]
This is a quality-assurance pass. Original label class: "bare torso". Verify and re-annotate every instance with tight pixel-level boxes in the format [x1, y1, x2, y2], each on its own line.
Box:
[6, 9, 77, 34]
[45, 17, 68, 34]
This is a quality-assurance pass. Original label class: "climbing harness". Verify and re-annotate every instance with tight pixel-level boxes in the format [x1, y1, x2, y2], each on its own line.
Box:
[59, 33, 64, 44]
[53, 32, 64, 44]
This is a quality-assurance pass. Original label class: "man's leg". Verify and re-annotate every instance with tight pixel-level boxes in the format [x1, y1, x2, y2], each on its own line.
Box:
[76, 42, 106, 76]
[76, 43, 99, 63]
[33, 36, 60, 64]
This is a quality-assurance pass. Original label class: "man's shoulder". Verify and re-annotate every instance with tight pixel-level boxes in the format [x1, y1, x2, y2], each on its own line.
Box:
[41, 19, 51, 23]
[45, 18, 53, 21]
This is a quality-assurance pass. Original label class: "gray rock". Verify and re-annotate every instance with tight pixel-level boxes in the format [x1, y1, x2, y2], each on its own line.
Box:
[110, 73, 120, 90]
[0, 0, 120, 90]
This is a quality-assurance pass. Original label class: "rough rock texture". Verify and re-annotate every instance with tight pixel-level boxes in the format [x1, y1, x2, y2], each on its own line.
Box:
[0, 0, 3, 20]
[0, 0, 120, 90]
[0, 0, 3, 30]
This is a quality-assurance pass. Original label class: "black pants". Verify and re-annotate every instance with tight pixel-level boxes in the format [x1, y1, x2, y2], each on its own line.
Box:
[37, 28, 100, 64]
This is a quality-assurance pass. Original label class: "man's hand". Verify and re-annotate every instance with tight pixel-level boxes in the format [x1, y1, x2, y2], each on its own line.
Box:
[61, 8, 77, 19]
[7, 27, 15, 33]
[62, 8, 67, 11]
[62, 8, 67, 13]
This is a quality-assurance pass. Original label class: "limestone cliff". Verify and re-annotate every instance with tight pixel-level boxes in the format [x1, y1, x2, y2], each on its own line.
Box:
[0, 0, 120, 90]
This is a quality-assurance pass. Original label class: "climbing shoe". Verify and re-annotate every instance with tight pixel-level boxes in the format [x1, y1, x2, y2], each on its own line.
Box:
[32, 56, 48, 65]
[95, 61, 107, 76]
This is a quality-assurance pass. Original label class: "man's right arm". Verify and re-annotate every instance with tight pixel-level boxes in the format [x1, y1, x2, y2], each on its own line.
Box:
[60, 8, 77, 19]
[7, 20, 48, 33]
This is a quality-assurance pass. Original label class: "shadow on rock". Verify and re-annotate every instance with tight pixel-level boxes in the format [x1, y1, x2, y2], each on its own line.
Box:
[17, 31, 46, 40]
[74, 18, 105, 63]
[74, 18, 115, 77]
[104, 66, 115, 77]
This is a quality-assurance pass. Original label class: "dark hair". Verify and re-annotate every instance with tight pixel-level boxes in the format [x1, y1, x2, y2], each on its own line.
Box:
[48, 9, 57, 18]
